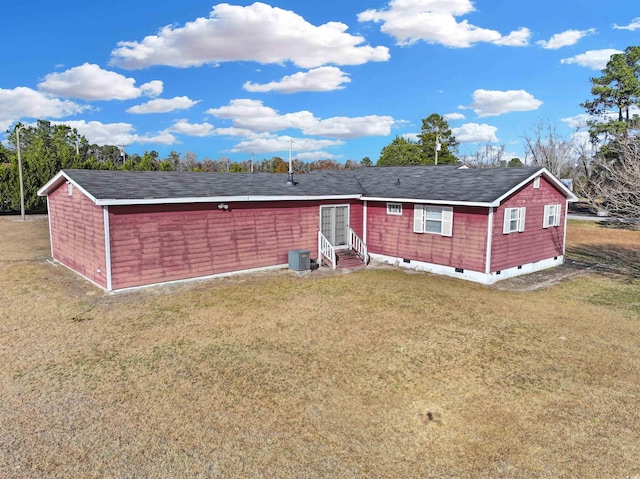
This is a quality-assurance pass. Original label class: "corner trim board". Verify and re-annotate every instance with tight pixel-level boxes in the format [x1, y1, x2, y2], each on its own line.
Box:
[363, 200, 368, 244]
[485, 207, 493, 274]
[103, 206, 112, 291]
[46, 196, 54, 259]
[562, 199, 569, 255]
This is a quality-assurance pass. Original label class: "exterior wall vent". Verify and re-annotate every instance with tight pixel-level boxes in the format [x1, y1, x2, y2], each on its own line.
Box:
[288, 249, 310, 271]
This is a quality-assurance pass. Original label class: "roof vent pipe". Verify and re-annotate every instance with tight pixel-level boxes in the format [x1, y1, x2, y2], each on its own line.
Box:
[287, 138, 294, 186]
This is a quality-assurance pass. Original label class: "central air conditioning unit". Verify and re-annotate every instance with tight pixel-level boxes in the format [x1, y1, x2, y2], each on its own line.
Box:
[288, 249, 310, 271]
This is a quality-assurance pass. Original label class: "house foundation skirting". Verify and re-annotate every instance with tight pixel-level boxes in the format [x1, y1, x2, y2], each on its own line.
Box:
[110, 263, 290, 293]
[369, 253, 564, 285]
[49, 259, 290, 293]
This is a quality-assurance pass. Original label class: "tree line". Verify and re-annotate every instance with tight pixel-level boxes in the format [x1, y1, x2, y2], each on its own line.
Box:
[0, 121, 368, 213]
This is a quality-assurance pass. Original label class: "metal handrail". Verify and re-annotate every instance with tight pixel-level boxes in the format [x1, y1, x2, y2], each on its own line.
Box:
[348, 228, 368, 263]
[318, 231, 336, 269]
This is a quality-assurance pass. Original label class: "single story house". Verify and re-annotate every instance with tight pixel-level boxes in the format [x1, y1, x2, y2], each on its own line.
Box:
[37, 166, 577, 292]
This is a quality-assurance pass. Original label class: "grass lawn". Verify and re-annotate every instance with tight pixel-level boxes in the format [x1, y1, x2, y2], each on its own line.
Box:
[0, 216, 638, 478]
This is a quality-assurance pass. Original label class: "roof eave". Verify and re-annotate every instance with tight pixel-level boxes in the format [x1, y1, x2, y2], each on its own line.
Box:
[362, 196, 494, 207]
[493, 167, 579, 205]
[96, 194, 363, 206]
[37, 170, 100, 204]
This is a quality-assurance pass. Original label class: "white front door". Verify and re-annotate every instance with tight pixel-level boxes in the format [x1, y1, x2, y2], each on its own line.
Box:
[320, 205, 349, 248]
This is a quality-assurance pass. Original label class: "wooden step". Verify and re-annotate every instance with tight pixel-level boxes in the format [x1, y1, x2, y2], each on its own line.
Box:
[336, 250, 365, 269]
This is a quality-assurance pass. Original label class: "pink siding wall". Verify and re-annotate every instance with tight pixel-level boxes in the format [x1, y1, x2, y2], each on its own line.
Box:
[109, 199, 362, 290]
[48, 183, 107, 288]
[366, 202, 489, 272]
[491, 176, 567, 272]
[349, 201, 364, 239]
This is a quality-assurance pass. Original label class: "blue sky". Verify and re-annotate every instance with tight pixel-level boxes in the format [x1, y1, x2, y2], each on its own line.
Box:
[1, 0, 638, 163]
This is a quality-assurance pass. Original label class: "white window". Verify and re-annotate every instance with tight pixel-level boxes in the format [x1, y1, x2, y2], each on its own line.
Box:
[413, 205, 453, 236]
[533, 177, 541, 189]
[386, 203, 402, 215]
[543, 204, 562, 228]
[503, 207, 526, 234]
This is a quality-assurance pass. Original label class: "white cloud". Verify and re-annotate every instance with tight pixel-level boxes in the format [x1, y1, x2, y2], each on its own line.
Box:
[207, 99, 316, 132]
[613, 18, 640, 31]
[126, 96, 200, 114]
[53, 120, 139, 145]
[168, 119, 215, 136]
[53, 120, 177, 146]
[214, 127, 270, 139]
[562, 106, 640, 129]
[136, 131, 177, 145]
[561, 113, 591, 129]
[493, 27, 531, 47]
[464, 89, 542, 117]
[140, 80, 164, 97]
[206, 99, 395, 139]
[296, 151, 338, 161]
[0, 87, 87, 130]
[452, 122, 498, 143]
[401, 133, 419, 142]
[303, 115, 396, 139]
[243, 67, 351, 93]
[38, 63, 163, 100]
[358, 0, 529, 48]
[231, 136, 344, 154]
[536, 29, 595, 50]
[443, 112, 465, 121]
[110, 3, 389, 69]
[560, 48, 621, 70]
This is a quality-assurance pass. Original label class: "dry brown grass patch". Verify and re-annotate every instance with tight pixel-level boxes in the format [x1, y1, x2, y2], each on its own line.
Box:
[0, 216, 639, 478]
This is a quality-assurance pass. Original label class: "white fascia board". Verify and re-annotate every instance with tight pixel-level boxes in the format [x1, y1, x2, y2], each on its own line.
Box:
[492, 167, 579, 206]
[96, 194, 362, 206]
[361, 196, 493, 208]
[37, 171, 68, 196]
[37, 171, 99, 204]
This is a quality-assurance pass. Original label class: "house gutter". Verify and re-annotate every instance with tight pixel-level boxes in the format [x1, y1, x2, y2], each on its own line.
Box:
[362, 196, 495, 208]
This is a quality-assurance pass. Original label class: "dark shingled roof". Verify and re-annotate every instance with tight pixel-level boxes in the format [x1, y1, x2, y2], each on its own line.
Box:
[352, 166, 545, 203]
[60, 169, 363, 199]
[44, 166, 556, 205]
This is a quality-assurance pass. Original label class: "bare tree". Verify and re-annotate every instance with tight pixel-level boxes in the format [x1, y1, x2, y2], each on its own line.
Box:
[571, 133, 597, 195]
[462, 142, 506, 168]
[180, 151, 199, 171]
[523, 121, 575, 178]
[583, 137, 640, 217]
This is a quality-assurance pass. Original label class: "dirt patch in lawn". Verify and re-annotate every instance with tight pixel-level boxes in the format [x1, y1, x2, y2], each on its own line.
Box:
[1, 216, 639, 478]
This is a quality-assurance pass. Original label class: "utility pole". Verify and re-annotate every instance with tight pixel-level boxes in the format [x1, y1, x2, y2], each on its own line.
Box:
[434, 128, 441, 166]
[15, 125, 26, 221]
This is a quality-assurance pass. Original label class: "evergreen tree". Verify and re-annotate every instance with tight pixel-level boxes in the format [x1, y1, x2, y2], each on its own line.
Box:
[377, 114, 459, 166]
